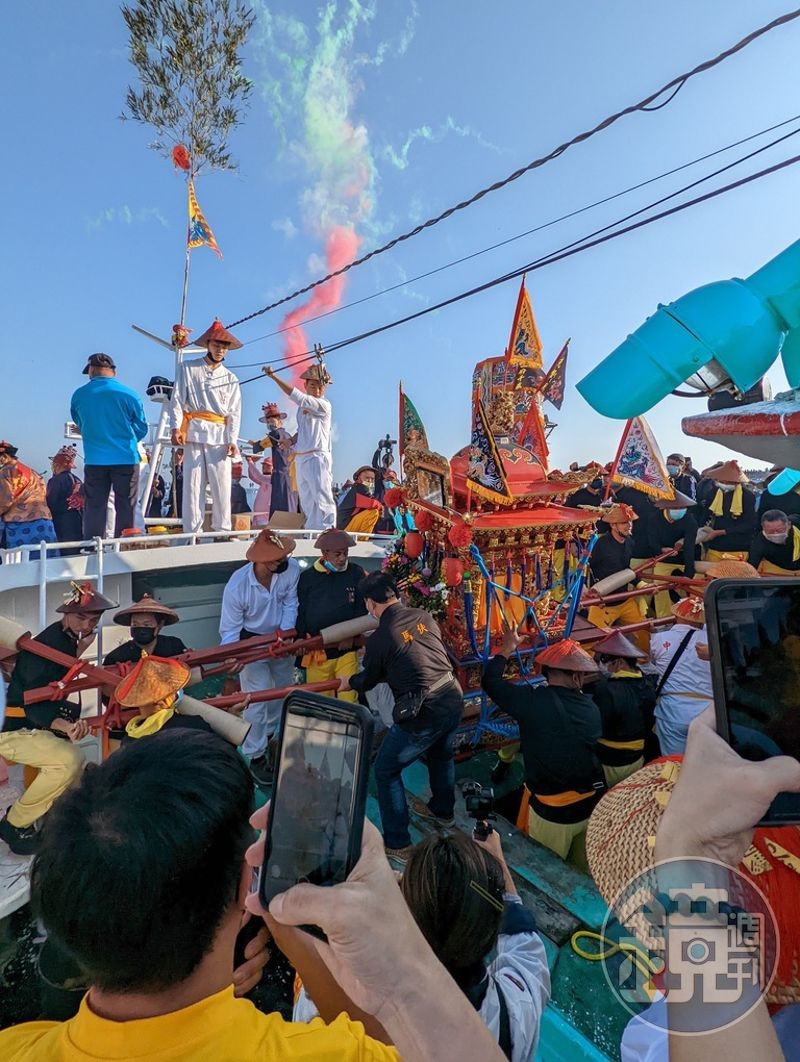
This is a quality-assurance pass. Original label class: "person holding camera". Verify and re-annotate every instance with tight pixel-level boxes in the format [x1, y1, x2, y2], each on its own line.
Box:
[482, 630, 604, 871]
[286, 828, 550, 1062]
[0, 730, 505, 1061]
[340, 571, 463, 863]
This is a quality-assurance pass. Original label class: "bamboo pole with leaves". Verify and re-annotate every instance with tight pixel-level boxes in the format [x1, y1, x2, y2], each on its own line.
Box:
[120, 0, 255, 518]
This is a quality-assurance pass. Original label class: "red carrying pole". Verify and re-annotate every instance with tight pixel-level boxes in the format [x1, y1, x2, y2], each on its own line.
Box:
[208, 679, 342, 709]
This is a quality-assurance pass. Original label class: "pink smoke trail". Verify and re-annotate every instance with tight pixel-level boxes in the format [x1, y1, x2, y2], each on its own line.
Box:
[280, 225, 361, 382]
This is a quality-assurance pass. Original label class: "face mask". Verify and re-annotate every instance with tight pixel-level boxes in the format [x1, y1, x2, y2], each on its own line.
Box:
[666, 464, 680, 476]
[131, 626, 157, 646]
[274, 559, 289, 574]
[590, 478, 603, 491]
[763, 531, 789, 544]
[714, 482, 734, 493]
[668, 509, 687, 521]
[323, 560, 341, 574]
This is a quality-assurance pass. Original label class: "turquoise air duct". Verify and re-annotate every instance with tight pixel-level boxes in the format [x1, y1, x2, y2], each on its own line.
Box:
[577, 239, 800, 418]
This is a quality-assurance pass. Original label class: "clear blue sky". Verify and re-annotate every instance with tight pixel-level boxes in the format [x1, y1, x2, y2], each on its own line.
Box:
[3, 1, 799, 483]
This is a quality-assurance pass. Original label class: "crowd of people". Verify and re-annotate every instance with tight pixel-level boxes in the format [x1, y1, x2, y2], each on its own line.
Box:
[0, 321, 409, 552]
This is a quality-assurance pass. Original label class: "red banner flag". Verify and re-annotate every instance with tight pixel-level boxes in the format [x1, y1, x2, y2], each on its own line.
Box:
[539, 340, 569, 410]
[504, 276, 543, 369]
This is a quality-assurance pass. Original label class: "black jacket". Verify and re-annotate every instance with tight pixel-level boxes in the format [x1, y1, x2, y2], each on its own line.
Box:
[748, 532, 800, 572]
[5, 622, 82, 731]
[348, 603, 459, 724]
[653, 510, 698, 577]
[697, 482, 758, 553]
[614, 486, 661, 558]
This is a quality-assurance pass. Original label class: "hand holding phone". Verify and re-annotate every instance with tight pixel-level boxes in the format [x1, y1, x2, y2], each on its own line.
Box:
[706, 577, 800, 824]
[257, 692, 373, 914]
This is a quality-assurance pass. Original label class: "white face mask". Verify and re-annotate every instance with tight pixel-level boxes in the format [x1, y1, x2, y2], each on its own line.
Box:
[763, 531, 789, 544]
[714, 482, 735, 493]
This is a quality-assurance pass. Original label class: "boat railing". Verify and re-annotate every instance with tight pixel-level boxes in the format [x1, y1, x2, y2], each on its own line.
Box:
[1, 529, 395, 633]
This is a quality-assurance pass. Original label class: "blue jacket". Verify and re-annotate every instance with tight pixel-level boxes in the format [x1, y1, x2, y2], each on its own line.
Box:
[70, 378, 148, 466]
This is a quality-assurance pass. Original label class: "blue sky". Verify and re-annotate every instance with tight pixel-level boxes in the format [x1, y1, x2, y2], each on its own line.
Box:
[3, 1, 800, 483]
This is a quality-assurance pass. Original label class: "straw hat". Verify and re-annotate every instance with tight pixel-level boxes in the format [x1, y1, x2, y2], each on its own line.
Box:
[195, 318, 242, 350]
[246, 529, 296, 564]
[593, 630, 648, 662]
[705, 560, 760, 579]
[586, 757, 800, 1005]
[113, 594, 180, 627]
[537, 638, 600, 673]
[115, 655, 191, 709]
[56, 582, 117, 615]
[300, 362, 332, 385]
[603, 503, 638, 526]
[258, 402, 287, 424]
[652, 490, 696, 510]
[702, 460, 748, 484]
[670, 596, 705, 625]
[314, 528, 356, 551]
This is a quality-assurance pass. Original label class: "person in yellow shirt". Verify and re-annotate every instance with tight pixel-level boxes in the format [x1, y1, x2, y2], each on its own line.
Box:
[1, 730, 504, 1061]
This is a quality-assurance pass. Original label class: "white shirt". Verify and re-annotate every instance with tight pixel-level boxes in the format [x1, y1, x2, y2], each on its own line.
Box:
[292, 895, 550, 1062]
[219, 561, 300, 643]
[650, 624, 712, 754]
[169, 357, 242, 447]
[289, 387, 332, 456]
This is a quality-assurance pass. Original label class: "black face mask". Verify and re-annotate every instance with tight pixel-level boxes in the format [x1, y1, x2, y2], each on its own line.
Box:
[590, 478, 603, 491]
[131, 626, 157, 646]
[274, 559, 290, 574]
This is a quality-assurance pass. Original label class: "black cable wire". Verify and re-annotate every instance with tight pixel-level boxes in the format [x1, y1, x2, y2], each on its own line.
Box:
[227, 110, 800, 361]
[235, 149, 800, 386]
[225, 7, 800, 331]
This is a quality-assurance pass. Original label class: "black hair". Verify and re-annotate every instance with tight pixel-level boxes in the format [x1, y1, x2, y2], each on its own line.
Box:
[31, 731, 254, 993]
[359, 571, 398, 603]
[401, 833, 505, 987]
[761, 509, 789, 525]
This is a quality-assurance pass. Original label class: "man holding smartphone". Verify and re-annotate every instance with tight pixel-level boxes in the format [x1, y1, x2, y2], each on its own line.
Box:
[340, 572, 463, 863]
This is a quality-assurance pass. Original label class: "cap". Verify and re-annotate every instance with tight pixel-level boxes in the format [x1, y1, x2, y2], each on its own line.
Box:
[82, 352, 117, 375]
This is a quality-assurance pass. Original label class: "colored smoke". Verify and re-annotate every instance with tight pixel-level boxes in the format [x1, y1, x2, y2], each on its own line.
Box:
[255, 1, 410, 383]
[280, 224, 361, 371]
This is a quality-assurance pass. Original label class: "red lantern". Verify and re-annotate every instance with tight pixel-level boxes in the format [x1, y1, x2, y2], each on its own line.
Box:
[447, 520, 472, 549]
[415, 509, 434, 531]
[404, 531, 424, 559]
[172, 144, 191, 171]
[384, 487, 407, 509]
[442, 557, 464, 587]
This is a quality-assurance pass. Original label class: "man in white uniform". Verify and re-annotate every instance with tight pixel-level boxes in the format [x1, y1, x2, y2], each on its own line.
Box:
[262, 360, 335, 530]
[649, 596, 711, 755]
[169, 318, 242, 533]
[219, 529, 299, 786]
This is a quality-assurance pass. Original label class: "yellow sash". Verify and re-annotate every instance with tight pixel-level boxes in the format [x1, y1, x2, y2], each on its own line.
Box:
[180, 411, 227, 435]
[598, 737, 645, 751]
[709, 484, 743, 518]
[757, 558, 798, 577]
[125, 706, 175, 739]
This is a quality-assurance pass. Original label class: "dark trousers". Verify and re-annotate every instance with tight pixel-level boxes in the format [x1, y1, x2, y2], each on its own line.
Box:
[374, 688, 463, 849]
[83, 465, 139, 539]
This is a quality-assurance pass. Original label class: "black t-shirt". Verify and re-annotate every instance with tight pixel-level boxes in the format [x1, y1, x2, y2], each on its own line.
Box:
[5, 621, 82, 730]
[589, 533, 634, 583]
[296, 563, 366, 652]
[748, 532, 800, 572]
[591, 673, 656, 766]
[481, 657, 603, 820]
[103, 634, 188, 667]
[697, 483, 758, 552]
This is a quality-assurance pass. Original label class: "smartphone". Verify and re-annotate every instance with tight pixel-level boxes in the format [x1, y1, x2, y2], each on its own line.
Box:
[258, 691, 374, 911]
[706, 577, 800, 824]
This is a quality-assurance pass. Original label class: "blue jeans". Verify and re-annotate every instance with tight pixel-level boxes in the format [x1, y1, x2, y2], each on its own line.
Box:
[374, 694, 463, 849]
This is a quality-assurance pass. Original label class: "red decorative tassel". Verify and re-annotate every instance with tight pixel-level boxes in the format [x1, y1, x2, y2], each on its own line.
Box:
[171, 144, 191, 171]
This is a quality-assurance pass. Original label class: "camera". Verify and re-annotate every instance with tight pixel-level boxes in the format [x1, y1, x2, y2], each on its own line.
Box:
[462, 781, 496, 840]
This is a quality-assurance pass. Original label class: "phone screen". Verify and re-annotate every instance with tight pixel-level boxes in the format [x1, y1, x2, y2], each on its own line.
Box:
[710, 580, 800, 819]
[263, 710, 362, 901]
